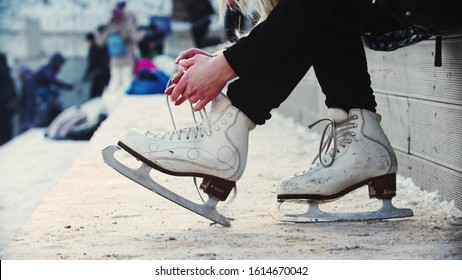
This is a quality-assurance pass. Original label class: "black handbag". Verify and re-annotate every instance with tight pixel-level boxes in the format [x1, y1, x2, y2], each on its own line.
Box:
[362, 29, 430, 52]
[364, 0, 461, 66]
[376, 0, 461, 36]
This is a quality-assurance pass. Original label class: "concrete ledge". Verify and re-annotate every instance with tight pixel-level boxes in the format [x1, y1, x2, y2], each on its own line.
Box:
[1, 94, 461, 260]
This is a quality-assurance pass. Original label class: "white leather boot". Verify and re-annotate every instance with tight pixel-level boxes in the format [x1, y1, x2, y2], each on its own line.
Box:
[278, 108, 398, 202]
[118, 93, 255, 201]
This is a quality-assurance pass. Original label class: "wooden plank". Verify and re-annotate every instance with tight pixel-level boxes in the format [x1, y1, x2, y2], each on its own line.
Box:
[408, 99, 462, 172]
[366, 37, 462, 104]
[396, 151, 462, 210]
[376, 93, 462, 172]
[375, 93, 410, 154]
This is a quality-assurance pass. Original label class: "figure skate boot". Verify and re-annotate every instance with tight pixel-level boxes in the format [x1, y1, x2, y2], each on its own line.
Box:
[270, 108, 413, 222]
[102, 93, 254, 226]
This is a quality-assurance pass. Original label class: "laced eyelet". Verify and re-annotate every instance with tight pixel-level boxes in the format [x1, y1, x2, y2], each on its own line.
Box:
[164, 92, 213, 143]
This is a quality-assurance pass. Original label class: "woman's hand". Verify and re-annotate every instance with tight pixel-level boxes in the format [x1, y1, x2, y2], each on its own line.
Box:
[175, 48, 211, 63]
[165, 53, 237, 111]
[174, 48, 212, 74]
[164, 48, 212, 91]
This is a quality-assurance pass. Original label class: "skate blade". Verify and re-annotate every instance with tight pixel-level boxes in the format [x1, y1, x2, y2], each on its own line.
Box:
[269, 199, 413, 223]
[102, 145, 231, 227]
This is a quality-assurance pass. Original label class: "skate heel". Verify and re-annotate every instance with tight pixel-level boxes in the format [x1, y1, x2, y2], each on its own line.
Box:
[200, 177, 236, 201]
[367, 173, 396, 199]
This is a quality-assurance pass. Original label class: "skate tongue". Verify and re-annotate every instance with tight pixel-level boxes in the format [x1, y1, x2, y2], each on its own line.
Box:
[211, 93, 231, 110]
[328, 108, 349, 123]
[208, 93, 232, 123]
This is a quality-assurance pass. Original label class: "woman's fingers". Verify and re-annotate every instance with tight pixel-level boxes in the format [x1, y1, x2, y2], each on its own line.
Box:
[175, 48, 208, 63]
[193, 97, 211, 111]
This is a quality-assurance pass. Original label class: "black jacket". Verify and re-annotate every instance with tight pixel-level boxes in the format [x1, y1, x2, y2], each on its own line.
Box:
[33, 53, 73, 90]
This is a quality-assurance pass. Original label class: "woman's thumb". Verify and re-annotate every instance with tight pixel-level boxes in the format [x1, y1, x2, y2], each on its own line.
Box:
[178, 59, 190, 68]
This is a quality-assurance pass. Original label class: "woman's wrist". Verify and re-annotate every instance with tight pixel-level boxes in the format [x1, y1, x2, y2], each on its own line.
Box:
[213, 53, 237, 82]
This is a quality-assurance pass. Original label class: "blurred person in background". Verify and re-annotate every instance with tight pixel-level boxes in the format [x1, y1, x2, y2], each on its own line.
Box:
[28, 52, 74, 128]
[15, 63, 33, 133]
[138, 22, 166, 58]
[187, 0, 222, 48]
[0, 53, 18, 145]
[97, 1, 145, 111]
[83, 31, 110, 99]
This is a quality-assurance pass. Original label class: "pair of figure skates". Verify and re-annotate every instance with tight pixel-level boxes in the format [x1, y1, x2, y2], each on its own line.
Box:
[102, 94, 413, 226]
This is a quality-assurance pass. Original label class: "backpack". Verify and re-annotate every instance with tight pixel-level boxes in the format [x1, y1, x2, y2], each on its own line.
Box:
[45, 97, 107, 140]
[126, 69, 170, 95]
[107, 31, 127, 57]
[45, 105, 87, 139]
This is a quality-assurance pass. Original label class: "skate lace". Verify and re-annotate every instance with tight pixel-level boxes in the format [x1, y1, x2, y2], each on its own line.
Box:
[308, 115, 358, 168]
[160, 93, 213, 141]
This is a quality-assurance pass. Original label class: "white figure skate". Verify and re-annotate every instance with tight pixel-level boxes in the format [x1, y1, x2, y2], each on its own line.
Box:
[102, 93, 254, 226]
[270, 108, 413, 223]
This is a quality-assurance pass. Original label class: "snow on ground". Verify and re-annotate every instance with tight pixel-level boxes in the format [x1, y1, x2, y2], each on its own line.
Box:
[0, 129, 87, 251]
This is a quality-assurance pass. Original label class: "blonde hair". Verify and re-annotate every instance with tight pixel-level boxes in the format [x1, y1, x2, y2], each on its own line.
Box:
[217, 0, 279, 27]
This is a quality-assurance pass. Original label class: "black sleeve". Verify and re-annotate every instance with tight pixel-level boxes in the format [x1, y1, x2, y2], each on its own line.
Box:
[223, 0, 335, 79]
[42, 67, 72, 89]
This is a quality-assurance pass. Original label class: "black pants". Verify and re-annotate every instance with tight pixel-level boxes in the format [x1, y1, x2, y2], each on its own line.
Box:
[227, 1, 405, 125]
[90, 72, 110, 99]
